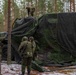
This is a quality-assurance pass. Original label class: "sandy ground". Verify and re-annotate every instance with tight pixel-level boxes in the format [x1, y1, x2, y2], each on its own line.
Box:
[0, 63, 76, 75]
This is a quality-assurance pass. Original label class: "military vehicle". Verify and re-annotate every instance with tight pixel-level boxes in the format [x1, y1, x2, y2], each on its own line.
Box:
[1, 13, 76, 67]
[0, 32, 7, 41]
[11, 13, 76, 66]
[0, 32, 7, 60]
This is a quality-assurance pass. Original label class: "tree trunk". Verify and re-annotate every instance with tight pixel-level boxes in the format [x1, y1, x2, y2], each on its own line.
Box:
[54, 0, 57, 12]
[35, 0, 38, 17]
[7, 0, 11, 65]
[70, 0, 75, 12]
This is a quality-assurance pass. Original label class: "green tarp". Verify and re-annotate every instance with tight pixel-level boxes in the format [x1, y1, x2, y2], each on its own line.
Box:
[11, 13, 76, 65]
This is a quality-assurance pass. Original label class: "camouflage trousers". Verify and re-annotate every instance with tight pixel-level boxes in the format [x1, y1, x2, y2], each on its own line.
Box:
[21, 56, 32, 75]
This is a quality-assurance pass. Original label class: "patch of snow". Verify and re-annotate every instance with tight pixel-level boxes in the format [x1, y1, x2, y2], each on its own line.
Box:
[0, 63, 76, 75]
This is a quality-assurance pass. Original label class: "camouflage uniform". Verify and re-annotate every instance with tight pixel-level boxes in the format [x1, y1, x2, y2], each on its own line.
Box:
[18, 36, 35, 75]
[29, 37, 36, 60]
[26, 7, 35, 16]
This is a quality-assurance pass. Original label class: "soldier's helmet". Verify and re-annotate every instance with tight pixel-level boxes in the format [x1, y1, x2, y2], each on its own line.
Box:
[22, 36, 28, 41]
[29, 36, 34, 41]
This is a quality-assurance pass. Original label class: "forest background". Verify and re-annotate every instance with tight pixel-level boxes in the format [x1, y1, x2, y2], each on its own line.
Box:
[0, 0, 76, 31]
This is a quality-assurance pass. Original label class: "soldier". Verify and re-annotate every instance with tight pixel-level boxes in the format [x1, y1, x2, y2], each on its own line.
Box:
[18, 36, 35, 75]
[26, 7, 30, 16]
[18, 36, 28, 57]
[30, 7, 35, 16]
[26, 7, 35, 16]
[29, 36, 36, 60]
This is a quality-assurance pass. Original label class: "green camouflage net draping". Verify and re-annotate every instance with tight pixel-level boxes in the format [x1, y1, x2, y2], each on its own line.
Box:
[11, 13, 76, 66]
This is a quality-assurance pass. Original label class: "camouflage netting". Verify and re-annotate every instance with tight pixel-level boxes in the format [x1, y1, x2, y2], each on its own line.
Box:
[11, 13, 76, 66]
[11, 16, 37, 62]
